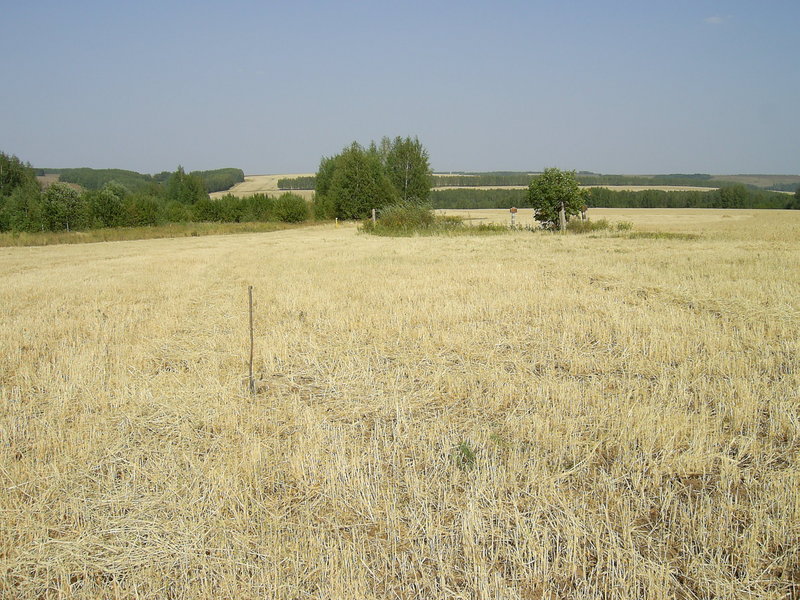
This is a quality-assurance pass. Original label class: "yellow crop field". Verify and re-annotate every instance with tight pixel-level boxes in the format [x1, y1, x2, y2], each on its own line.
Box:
[211, 174, 316, 201]
[1, 211, 798, 598]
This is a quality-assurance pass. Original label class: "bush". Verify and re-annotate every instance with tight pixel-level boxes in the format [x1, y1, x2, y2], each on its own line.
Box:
[376, 202, 435, 230]
[273, 193, 309, 223]
[566, 218, 611, 233]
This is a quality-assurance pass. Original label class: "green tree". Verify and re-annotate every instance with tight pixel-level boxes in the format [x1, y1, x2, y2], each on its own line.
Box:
[165, 166, 207, 204]
[313, 154, 341, 219]
[717, 185, 749, 208]
[0, 152, 38, 198]
[317, 143, 397, 220]
[527, 168, 585, 230]
[1, 182, 44, 232]
[274, 193, 310, 222]
[383, 136, 432, 203]
[88, 181, 129, 228]
[42, 183, 89, 231]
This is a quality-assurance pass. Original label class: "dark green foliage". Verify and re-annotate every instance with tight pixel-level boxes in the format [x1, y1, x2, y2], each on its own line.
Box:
[241, 194, 275, 221]
[161, 201, 191, 223]
[43, 166, 245, 195]
[52, 168, 154, 192]
[1, 183, 44, 232]
[432, 173, 535, 187]
[1, 152, 309, 233]
[452, 441, 477, 471]
[1, 152, 38, 197]
[42, 183, 90, 231]
[584, 187, 790, 209]
[314, 137, 432, 219]
[312, 155, 339, 219]
[323, 143, 397, 220]
[430, 172, 766, 189]
[430, 188, 527, 209]
[121, 194, 161, 227]
[789, 186, 800, 209]
[277, 176, 316, 190]
[86, 182, 129, 228]
[189, 168, 245, 193]
[273, 193, 309, 223]
[383, 136, 432, 203]
[527, 168, 585, 229]
[165, 167, 207, 204]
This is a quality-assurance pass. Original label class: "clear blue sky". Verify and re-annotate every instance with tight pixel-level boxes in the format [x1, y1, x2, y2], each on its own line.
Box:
[1, 1, 798, 175]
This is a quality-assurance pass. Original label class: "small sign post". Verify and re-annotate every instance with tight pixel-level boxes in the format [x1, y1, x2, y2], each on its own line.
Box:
[510, 206, 518, 228]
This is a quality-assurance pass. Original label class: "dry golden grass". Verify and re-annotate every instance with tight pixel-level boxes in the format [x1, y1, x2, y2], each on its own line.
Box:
[1, 211, 798, 598]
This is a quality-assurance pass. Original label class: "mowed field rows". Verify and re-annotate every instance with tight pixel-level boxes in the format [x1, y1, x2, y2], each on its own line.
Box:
[1, 211, 799, 599]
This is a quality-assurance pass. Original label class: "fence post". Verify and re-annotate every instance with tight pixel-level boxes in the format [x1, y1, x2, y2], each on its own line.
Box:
[372, 208, 377, 224]
[248, 286, 255, 395]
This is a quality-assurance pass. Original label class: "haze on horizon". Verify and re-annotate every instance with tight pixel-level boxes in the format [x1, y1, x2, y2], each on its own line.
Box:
[2, 1, 798, 176]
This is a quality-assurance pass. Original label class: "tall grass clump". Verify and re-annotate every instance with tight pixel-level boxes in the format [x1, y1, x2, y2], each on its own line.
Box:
[566, 218, 611, 233]
[362, 202, 509, 236]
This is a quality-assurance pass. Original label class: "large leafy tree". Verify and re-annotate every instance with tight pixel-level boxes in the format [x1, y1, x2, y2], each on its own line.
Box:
[42, 182, 90, 231]
[0, 152, 37, 198]
[316, 143, 397, 219]
[527, 168, 585, 229]
[165, 166, 207, 204]
[383, 136, 432, 203]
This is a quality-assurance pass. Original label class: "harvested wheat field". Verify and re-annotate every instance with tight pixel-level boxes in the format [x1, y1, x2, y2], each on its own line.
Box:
[1, 211, 799, 599]
[210, 174, 315, 201]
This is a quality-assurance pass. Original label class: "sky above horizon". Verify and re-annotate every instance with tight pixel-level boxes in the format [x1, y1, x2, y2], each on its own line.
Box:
[2, 1, 798, 175]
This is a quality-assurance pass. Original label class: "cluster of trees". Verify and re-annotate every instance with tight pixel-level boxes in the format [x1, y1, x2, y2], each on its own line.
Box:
[0, 152, 307, 232]
[584, 186, 797, 209]
[277, 176, 316, 190]
[430, 183, 799, 211]
[314, 136, 431, 219]
[431, 188, 526, 209]
[188, 168, 245, 193]
[432, 173, 534, 187]
[38, 166, 244, 194]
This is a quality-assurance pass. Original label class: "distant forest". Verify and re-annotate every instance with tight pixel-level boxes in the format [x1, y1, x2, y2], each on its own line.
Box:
[1, 154, 307, 233]
[38, 167, 245, 194]
[431, 187, 798, 210]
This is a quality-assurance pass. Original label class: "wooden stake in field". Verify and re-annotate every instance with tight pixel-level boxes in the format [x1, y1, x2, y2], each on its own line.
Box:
[559, 201, 566, 233]
[372, 208, 377, 224]
[248, 286, 255, 395]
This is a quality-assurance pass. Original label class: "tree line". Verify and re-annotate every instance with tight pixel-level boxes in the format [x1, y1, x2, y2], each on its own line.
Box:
[430, 186, 799, 210]
[37, 166, 244, 194]
[277, 176, 316, 190]
[0, 152, 305, 233]
[313, 136, 431, 219]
